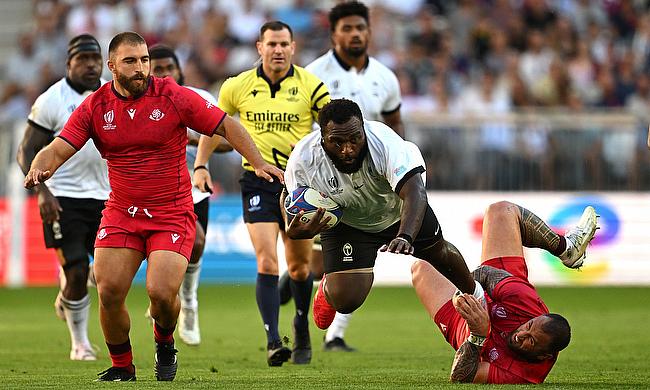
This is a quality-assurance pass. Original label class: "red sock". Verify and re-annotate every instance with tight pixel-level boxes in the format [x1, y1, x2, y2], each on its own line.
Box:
[106, 339, 133, 369]
[154, 322, 175, 344]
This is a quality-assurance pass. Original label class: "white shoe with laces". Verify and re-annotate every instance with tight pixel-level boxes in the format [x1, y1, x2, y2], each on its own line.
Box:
[178, 307, 200, 346]
[70, 344, 97, 361]
[560, 206, 599, 269]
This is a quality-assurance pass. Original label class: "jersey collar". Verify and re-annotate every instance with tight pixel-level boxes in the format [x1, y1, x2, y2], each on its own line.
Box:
[257, 64, 295, 98]
[332, 50, 369, 72]
[65, 77, 101, 95]
[110, 77, 152, 101]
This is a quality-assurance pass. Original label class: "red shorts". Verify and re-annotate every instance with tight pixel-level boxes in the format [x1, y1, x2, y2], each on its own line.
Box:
[94, 205, 196, 261]
[434, 256, 527, 350]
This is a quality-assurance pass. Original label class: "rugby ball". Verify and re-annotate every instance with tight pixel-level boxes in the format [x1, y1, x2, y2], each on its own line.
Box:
[284, 186, 343, 228]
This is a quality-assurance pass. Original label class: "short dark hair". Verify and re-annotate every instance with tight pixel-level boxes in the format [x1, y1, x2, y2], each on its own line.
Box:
[542, 314, 571, 353]
[149, 44, 184, 85]
[318, 98, 363, 131]
[329, 1, 369, 31]
[108, 31, 146, 57]
[259, 21, 293, 41]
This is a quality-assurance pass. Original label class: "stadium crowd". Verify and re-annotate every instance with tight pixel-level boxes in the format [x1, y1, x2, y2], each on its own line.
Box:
[2, 0, 650, 193]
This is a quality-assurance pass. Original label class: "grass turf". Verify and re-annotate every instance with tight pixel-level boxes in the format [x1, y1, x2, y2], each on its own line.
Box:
[1, 285, 649, 389]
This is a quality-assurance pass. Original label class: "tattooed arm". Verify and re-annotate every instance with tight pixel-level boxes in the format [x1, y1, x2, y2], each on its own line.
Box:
[472, 265, 512, 298]
[450, 344, 490, 383]
[450, 294, 490, 383]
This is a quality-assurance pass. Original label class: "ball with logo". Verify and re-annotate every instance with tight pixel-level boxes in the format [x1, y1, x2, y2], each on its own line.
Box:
[284, 186, 342, 228]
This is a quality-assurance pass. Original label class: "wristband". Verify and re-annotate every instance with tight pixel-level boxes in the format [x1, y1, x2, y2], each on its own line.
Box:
[396, 233, 413, 244]
[467, 333, 486, 347]
[193, 165, 208, 172]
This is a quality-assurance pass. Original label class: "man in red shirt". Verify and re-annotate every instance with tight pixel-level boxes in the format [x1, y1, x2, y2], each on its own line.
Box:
[24, 32, 283, 382]
[412, 201, 598, 384]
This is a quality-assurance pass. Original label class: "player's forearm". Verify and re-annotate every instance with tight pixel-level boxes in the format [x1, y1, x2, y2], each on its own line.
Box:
[471, 265, 511, 297]
[397, 178, 427, 239]
[195, 134, 220, 167]
[450, 341, 481, 383]
[221, 117, 267, 168]
[30, 144, 63, 176]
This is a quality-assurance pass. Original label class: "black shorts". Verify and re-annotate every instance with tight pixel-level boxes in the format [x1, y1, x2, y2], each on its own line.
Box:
[320, 205, 443, 273]
[239, 170, 284, 229]
[194, 197, 209, 233]
[43, 197, 105, 263]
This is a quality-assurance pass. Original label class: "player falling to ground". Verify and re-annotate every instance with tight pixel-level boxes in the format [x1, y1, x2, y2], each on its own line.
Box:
[147, 44, 232, 346]
[279, 0, 405, 352]
[284, 98, 484, 336]
[193, 21, 330, 367]
[412, 201, 598, 383]
[24, 31, 282, 382]
[17, 34, 108, 361]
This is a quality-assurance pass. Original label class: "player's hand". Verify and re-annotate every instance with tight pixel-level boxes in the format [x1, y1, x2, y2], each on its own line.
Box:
[379, 236, 414, 255]
[286, 208, 331, 240]
[192, 168, 213, 194]
[37, 186, 62, 224]
[453, 293, 489, 337]
[24, 169, 52, 189]
[254, 163, 284, 184]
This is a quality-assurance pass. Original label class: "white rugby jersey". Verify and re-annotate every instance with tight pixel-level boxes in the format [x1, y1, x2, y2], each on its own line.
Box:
[28, 77, 110, 200]
[185, 86, 218, 204]
[305, 50, 401, 121]
[285, 120, 425, 233]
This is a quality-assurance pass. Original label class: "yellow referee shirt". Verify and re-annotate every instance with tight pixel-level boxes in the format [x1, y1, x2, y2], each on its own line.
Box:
[218, 64, 330, 170]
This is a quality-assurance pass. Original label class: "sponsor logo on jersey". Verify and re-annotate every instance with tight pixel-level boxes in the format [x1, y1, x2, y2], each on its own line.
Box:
[205, 100, 214, 109]
[327, 176, 343, 195]
[489, 348, 499, 362]
[248, 194, 261, 212]
[287, 86, 299, 102]
[149, 109, 165, 121]
[394, 165, 406, 176]
[103, 110, 116, 131]
[171, 233, 180, 243]
[251, 89, 259, 97]
[439, 323, 447, 334]
[97, 228, 107, 240]
[342, 243, 353, 262]
[493, 305, 507, 318]
[67, 104, 76, 113]
[127, 108, 136, 119]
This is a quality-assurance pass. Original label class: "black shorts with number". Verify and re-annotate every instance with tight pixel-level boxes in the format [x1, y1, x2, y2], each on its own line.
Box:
[320, 205, 443, 273]
[194, 197, 209, 233]
[239, 170, 285, 229]
[43, 197, 105, 263]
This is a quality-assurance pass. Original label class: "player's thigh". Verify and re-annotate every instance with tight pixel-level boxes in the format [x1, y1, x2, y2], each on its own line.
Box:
[94, 247, 144, 302]
[246, 222, 280, 261]
[146, 250, 188, 300]
[320, 223, 382, 274]
[411, 260, 456, 319]
[481, 201, 524, 262]
[281, 230, 312, 268]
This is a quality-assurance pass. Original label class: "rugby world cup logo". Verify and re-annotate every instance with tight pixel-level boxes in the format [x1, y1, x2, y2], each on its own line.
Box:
[248, 194, 261, 212]
[102, 110, 116, 131]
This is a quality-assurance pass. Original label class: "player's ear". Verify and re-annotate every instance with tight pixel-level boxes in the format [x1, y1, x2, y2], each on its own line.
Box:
[107, 59, 115, 73]
[256, 41, 263, 56]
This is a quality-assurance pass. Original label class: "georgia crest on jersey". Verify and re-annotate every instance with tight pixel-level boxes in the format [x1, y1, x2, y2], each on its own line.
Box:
[27, 77, 110, 200]
[305, 50, 401, 121]
[285, 120, 425, 233]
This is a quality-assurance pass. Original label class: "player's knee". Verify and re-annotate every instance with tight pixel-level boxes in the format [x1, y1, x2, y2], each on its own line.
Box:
[485, 201, 515, 220]
[287, 262, 310, 281]
[97, 282, 127, 308]
[62, 262, 89, 299]
[147, 285, 176, 309]
[257, 255, 279, 274]
[411, 260, 429, 285]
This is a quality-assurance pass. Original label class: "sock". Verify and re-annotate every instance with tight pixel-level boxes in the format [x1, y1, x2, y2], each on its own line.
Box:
[472, 280, 486, 303]
[60, 294, 91, 349]
[325, 312, 353, 341]
[107, 339, 133, 368]
[289, 273, 314, 329]
[154, 322, 175, 344]
[181, 259, 202, 309]
[553, 236, 568, 257]
[256, 273, 280, 344]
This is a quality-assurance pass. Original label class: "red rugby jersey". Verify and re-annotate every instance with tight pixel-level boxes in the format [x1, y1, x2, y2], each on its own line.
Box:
[481, 257, 557, 384]
[59, 77, 226, 211]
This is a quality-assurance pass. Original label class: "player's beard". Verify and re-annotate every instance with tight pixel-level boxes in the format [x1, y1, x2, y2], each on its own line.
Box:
[325, 142, 368, 174]
[116, 72, 149, 96]
[343, 41, 367, 58]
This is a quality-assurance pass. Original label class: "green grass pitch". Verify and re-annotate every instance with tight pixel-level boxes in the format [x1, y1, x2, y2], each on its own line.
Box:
[1, 285, 649, 389]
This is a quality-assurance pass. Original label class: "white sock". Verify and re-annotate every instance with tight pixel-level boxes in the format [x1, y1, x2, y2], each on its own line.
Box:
[181, 259, 201, 309]
[61, 294, 91, 349]
[472, 280, 486, 306]
[325, 312, 353, 341]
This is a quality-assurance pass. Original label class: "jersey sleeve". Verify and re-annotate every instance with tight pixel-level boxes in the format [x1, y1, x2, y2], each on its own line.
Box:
[173, 83, 226, 136]
[309, 75, 330, 122]
[284, 147, 309, 193]
[27, 89, 57, 132]
[377, 124, 426, 192]
[492, 278, 548, 318]
[381, 69, 402, 115]
[58, 99, 92, 150]
[187, 87, 218, 137]
[217, 77, 238, 116]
